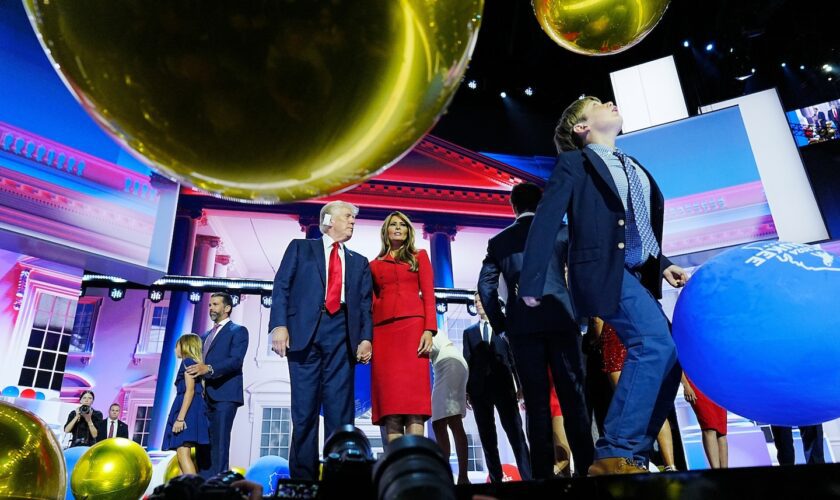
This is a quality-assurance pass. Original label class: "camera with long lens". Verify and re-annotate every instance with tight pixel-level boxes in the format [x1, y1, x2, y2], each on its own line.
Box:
[317, 425, 377, 499]
[148, 471, 247, 500]
[79, 405, 91, 414]
[373, 435, 455, 500]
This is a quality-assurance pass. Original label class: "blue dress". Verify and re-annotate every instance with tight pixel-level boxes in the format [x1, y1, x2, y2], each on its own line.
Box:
[162, 359, 210, 450]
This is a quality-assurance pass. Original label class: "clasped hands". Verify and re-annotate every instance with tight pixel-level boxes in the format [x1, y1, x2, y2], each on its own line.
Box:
[271, 327, 373, 364]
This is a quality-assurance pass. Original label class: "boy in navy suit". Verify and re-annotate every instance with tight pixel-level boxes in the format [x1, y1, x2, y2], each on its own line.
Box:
[520, 96, 688, 475]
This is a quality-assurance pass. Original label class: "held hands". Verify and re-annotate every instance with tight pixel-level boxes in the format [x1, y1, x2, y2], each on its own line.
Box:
[172, 420, 186, 434]
[417, 331, 433, 357]
[663, 265, 689, 288]
[356, 340, 372, 364]
[522, 296, 541, 307]
[271, 327, 290, 357]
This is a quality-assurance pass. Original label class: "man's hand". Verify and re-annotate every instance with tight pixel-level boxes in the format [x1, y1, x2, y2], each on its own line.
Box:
[417, 331, 433, 356]
[663, 265, 689, 288]
[522, 296, 541, 307]
[271, 326, 290, 357]
[682, 382, 697, 404]
[356, 340, 372, 364]
[186, 363, 211, 377]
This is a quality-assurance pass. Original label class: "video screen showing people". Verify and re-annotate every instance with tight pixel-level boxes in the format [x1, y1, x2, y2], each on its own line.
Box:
[786, 100, 840, 147]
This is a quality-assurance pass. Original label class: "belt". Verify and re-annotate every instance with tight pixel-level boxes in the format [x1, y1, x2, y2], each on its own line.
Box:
[321, 303, 347, 313]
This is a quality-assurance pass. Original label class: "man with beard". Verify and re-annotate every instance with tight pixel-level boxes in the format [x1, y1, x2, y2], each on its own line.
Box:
[186, 291, 249, 477]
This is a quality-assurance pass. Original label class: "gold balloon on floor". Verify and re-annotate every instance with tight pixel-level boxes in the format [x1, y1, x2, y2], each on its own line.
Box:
[70, 437, 152, 500]
[0, 401, 67, 499]
[23, 0, 484, 202]
[532, 0, 670, 55]
[163, 448, 197, 482]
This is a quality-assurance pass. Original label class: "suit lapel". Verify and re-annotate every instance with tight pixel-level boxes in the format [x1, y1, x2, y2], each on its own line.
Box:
[311, 239, 326, 286]
[344, 246, 357, 292]
[583, 147, 621, 202]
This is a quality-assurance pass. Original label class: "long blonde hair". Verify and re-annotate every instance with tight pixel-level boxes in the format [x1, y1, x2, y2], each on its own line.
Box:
[177, 333, 204, 364]
[377, 211, 419, 272]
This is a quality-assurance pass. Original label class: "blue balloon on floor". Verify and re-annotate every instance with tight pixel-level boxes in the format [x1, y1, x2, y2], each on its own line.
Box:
[673, 241, 840, 426]
[63, 446, 90, 500]
[245, 455, 290, 496]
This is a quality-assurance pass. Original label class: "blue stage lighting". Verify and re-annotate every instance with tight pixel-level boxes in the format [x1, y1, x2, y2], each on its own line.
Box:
[705, 43, 714, 52]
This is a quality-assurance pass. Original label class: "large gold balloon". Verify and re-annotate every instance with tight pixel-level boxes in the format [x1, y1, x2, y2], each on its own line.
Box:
[162, 448, 197, 482]
[23, 1, 484, 202]
[533, 0, 670, 55]
[70, 437, 152, 500]
[0, 401, 67, 499]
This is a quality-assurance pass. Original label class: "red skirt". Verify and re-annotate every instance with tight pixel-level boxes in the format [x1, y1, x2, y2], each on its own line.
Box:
[687, 378, 728, 435]
[548, 369, 563, 417]
[371, 316, 431, 425]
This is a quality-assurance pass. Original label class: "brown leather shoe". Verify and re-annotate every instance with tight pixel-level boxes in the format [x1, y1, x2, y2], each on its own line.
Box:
[588, 457, 649, 476]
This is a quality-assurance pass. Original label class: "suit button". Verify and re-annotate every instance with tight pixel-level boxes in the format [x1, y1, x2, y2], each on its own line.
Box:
[618, 242, 625, 249]
[618, 219, 625, 226]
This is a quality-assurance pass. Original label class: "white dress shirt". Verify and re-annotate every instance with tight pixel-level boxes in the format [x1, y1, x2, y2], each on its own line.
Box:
[322, 234, 346, 303]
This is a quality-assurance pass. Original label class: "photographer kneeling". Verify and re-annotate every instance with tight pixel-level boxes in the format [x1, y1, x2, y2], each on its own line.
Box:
[64, 390, 103, 448]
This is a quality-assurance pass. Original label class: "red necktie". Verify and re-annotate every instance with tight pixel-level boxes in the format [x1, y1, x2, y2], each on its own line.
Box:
[108, 420, 115, 438]
[326, 242, 342, 314]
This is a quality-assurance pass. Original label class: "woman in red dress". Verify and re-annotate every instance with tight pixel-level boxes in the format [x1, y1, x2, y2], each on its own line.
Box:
[682, 374, 728, 468]
[370, 211, 436, 442]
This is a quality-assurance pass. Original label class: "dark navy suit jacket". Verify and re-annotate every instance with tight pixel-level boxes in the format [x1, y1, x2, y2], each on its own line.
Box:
[520, 148, 673, 318]
[269, 238, 373, 353]
[478, 215, 575, 336]
[202, 320, 249, 405]
[462, 323, 520, 400]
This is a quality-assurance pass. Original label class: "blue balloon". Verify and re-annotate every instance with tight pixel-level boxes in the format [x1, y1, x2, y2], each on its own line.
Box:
[245, 455, 290, 496]
[63, 446, 90, 500]
[673, 241, 840, 426]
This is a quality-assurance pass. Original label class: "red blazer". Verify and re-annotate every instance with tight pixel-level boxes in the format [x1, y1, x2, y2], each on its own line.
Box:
[370, 249, 437, 331]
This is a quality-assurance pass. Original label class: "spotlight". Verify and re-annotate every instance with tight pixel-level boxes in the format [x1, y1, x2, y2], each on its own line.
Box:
[729, 48, 734, 53]
[467, 302, 478, 316]
[800, 65, 805, 70]
[499, 91, 507, 99]
[260, 294, 272, 308]
[705, 43, 714, 52]
[188, 291, 202, 304]
[436, 302, 448, 314]
[524, 87, 534, 96]
[781, 62, 786, 68]
[108, 287, 126, 301]
[230, 293, 241, 307]
[682, 40, 689, 48]
[148, 288, 164, 303]
[467, 79, 477, 89]
[823, 64, 834, 73]
[752, 68, 756, 73]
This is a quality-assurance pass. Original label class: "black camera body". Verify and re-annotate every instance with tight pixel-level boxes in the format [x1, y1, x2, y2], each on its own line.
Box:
[79, 405, 91, 415]
[149, 471, 247, 500]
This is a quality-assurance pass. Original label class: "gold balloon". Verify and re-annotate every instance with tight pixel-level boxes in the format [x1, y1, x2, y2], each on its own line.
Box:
[70, 437, 152, 500]
[23, 0, 484, 202]
[162, 447, 197, 482]
[0, 401, 67, 499]
[231, 466, 247, 477]
[532, 0, 670, 55]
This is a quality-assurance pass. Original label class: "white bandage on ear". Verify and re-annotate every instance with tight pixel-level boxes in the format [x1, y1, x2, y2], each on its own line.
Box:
[322, 213, 333, 226]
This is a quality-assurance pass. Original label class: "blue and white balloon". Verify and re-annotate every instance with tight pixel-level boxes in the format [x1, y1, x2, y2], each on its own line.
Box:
[245, 455, 290, 496]
[673, 241, 840, 426]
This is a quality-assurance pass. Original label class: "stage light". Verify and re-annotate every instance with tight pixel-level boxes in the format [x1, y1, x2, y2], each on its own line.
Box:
[800, 65, 805, 70]
[230, 293, 241, 307]
[260, 294, 272, 308]
[499, 91, 507, 99]
[436, 302, 448, 314]
[823, 64, 834, 73]
[524, 87, 534, 96]
[682, 40, 689, 48]
[729, 48, 734, 53]
[467, 302, 477, 316]
[752, 68, 756, 73]
[781, 62, 786, 68]
[188, 291, 202, 304]
[148, 288, 164, 303]
[705, 43, 714, 52]
[467, 80, 477, 89]
[109, 287, 126, 301]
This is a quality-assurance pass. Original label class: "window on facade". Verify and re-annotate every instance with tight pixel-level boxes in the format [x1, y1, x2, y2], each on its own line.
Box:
[68, 299, 101, 354]
[132, 405, 153, 448]
[259, 407, 291, 458]
[19, 293, 75, 391]
[467, 434, 484, 472]
[136, 300, 169, 356]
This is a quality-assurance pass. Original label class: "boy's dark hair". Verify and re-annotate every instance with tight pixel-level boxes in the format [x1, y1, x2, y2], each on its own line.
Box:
[510, 182, 542, 214]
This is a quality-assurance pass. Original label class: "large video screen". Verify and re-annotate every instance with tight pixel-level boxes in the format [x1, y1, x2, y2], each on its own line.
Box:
[616, 106, 776, 256]
[786, 100, 840, 147]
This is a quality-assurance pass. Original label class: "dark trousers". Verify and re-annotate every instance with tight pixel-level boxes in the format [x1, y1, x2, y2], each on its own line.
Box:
[199, 397, 239, 478]
[770, 425, 826, 465]
[598, 269, 681, 462]
[287, 309, 354, 480]
[509, 330, 594, 478]
[471, 380, 532, 482]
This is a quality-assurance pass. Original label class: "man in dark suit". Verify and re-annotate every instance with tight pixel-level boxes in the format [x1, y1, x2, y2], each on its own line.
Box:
[478, 182, 593, 478]
[269, 201, 373, 480]
[463, 292, 531, 483]
[187, 291, 249, 477]
[770, 425, 826, 465]
[96, 403, 129, 442]
[520, 97, 689, 475]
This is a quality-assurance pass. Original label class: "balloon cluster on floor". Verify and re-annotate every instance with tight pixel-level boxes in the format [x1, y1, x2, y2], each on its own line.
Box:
[23, 0, 484, 202]
[673, 241, 840, 426]
[0, 401, 66, 499]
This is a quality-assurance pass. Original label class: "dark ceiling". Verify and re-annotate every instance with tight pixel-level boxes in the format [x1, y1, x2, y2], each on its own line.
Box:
[431, 0, 840, 157]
